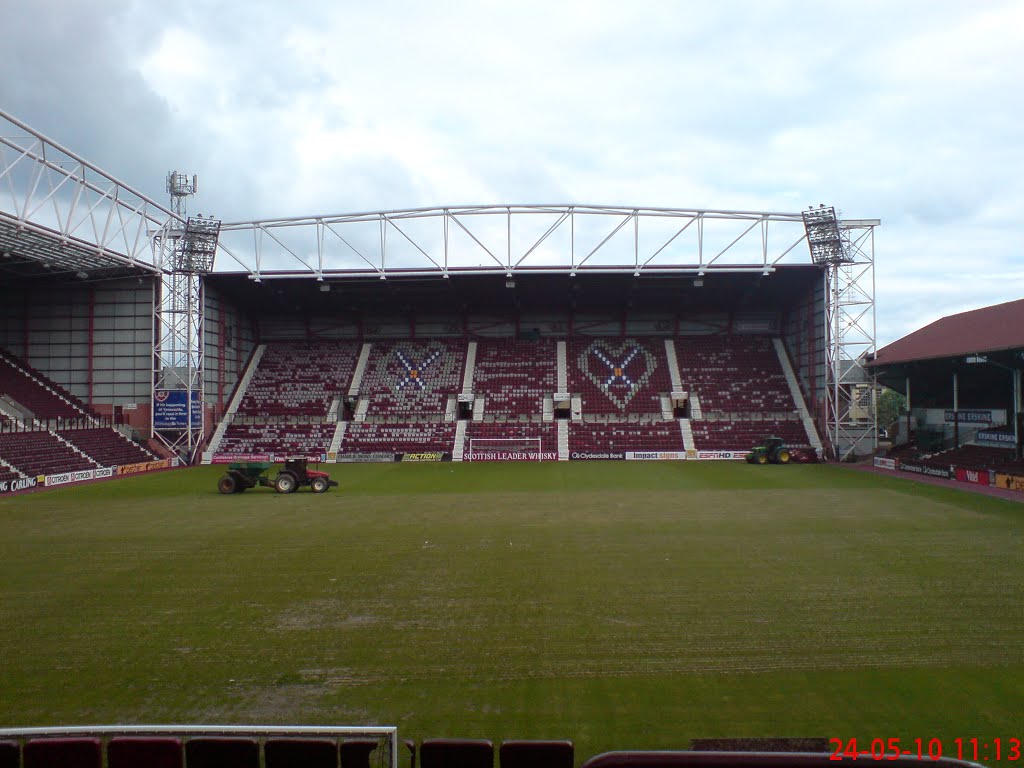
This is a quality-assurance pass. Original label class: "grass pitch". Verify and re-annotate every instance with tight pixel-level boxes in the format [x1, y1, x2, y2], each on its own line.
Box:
[1, 462, 1022, 764]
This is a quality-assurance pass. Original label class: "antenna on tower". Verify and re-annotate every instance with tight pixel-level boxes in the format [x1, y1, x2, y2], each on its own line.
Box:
[166, 170, 197, 220]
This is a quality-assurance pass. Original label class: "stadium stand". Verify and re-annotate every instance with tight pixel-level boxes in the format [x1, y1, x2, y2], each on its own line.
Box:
[568, 419, 683, 454]
[0, 351, 95, 422]
[342, 422, 457, 454]
[235, 342, 359, 417]
[359, 339, 465, 415]
[472, 338, 557, 420]
[569, 337, 670, 416]
[676, 335, 811, 450]
[218, 422, 336, 456]
[920, 443, 1024, 474]
[57, 428, 155, 466]
[0, 431, 98, 475]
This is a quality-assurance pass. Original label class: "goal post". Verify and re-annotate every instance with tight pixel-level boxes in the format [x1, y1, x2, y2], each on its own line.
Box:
[466, 437, 544, 461]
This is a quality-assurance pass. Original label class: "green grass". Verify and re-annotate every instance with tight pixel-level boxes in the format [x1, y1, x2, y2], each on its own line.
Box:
[1, 462, 1022, 764]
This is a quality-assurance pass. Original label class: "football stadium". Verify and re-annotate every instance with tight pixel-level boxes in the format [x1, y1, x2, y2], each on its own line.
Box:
[1, 106, 1022, 768]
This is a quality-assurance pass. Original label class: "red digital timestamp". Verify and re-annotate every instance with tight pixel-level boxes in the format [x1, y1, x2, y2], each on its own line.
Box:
[829, 738, 1022, 762]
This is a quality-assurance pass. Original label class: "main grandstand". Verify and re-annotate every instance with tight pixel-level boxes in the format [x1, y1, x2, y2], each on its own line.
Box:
[0, 107, 882, 487]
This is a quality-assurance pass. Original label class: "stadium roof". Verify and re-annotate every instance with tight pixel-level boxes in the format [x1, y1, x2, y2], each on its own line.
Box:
[870, 298, 1024, 367]
[206, 264, 823, 318]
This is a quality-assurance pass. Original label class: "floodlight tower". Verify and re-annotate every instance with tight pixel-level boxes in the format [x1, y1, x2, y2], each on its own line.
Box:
[152, 171, 220, 462]
[803, 205, 879, 461]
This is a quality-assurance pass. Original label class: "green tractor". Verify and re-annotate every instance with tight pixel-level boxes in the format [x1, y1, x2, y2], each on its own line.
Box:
[745, 436, 792, 465]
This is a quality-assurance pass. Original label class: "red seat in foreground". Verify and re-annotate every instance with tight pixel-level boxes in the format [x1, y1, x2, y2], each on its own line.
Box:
[23, 738, 101, 768]
[266, 737, 339, 768]
[185, 736, 259, 768]
[108, 737, 182, 768]
[500, 740, 574, 768]
[0, 741, 18, 768]
[420, 739, 494, 768]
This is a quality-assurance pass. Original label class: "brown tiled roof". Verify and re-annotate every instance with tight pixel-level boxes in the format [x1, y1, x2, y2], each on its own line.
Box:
[871, 298, 1024, 366]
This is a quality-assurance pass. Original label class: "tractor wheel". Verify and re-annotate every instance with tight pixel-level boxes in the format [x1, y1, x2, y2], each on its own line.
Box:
[274, 472, 298, 494]
[217, 474, 237, 494]
[776, 449, 791, 464]
[310, 476, 329, 493]
[756, 453, 768, 465]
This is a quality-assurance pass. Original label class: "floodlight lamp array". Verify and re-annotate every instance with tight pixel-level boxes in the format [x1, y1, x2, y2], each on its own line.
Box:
[802, 205, 850, 266]
[173, 215, 221, 274]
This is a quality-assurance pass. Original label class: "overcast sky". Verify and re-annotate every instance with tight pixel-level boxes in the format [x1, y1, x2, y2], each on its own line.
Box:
[1, 0, 1022, 345]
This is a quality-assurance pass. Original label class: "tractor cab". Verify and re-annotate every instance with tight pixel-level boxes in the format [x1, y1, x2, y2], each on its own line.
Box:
[745, 436, 792, 465]
[275, 458, 339, 494]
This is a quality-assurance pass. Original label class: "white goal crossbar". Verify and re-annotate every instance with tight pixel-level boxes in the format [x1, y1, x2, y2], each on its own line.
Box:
[466, 437, 545, 461]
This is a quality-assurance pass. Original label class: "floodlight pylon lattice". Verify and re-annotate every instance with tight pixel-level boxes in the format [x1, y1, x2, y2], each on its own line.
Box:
[152, 172, 220, 463]
[803, 207, 880, 461]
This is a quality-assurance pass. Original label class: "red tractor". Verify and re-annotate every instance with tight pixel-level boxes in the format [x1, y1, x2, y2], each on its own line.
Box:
[272, 458, 339, 494]
[216, 458, 338, 494]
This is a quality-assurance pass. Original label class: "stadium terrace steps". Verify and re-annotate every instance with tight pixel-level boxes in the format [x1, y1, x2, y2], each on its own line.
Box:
[340, 421, 456, 455]
[58, 428, 156, 467]
[675, 335, 812, 451]
[359, 339, 466, 415]
[773, 337, 823, 453]
[568, 419, 684, 454]
[218, 422, 336, 455]
[205, 335, 824, 459]
[0, 430, 99, 475]
[235, 341, 360, 417]
[471, 339, 557, 422]
[0, 351, 97, 422]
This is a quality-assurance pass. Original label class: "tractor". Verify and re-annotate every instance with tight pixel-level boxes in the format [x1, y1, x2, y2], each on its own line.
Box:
[217, 459, 339, 494]
[745, 436, 792, 465]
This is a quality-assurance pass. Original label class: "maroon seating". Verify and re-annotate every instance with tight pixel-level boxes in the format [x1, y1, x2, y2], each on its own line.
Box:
[500, 741, 574, 768]
[674, 336, 796, 416]
[420, 739, 494, 768]
[0, 351, 96, 421]
[266, 738, 339, 768]
[581, 753, 980, 768]
[23, 738, 101, 768]
[472, 339, 557, 419]
[236, 342, 360, 417]
[360, 339, 466, 415]
[568, 420, 683, 454]
[58, 427, 155, 466]
[339, 739, 380, 768]
[0, 430, 98, 475]
[185, 737, 259, 768]
[0, 741, 18, 768]
[340, 422, 456, 454]
[107, 737, 182, 768]
[569, 337, 671, 415]
[922, 443, 1024, 475]
[219, 422, 335, 455]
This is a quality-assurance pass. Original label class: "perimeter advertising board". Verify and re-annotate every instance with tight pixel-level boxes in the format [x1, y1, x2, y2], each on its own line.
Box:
[153, 390, 202, 429]
[1, 476, 39, 494]
[899, 460, 952, 480]
[625, 451, 686, 460]
[695, 450, 748, 460]
[995, 473, 1024, 492]
[954, 467, 992, 486]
